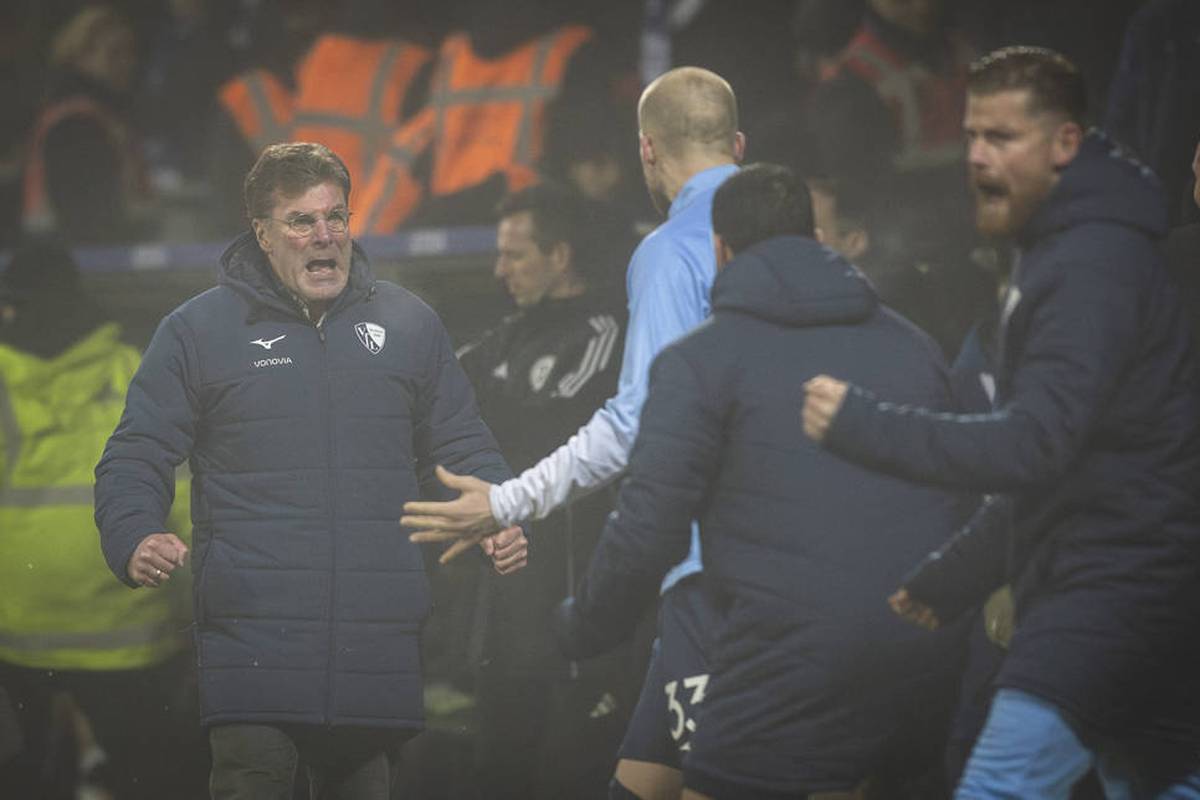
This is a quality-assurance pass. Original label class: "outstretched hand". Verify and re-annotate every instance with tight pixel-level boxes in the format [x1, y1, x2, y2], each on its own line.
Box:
[888, 588, 941, 631]
[403, 465, 506, 565]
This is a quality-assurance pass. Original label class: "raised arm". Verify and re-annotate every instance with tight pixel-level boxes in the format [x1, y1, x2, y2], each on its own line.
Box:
[806, 255, 1141, 493]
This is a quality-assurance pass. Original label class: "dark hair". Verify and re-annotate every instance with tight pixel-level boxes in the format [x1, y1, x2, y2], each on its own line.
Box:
[967, 46, 1087, 126]
[496, 182, 604, 281]
[844, 178, 957, 263]
[712, 163, 814, 254]
[243, 142, 352, 221]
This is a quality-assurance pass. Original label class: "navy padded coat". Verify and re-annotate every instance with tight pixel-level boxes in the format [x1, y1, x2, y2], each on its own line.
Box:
[828, 131, 1200, 744]
[96, 232, 510, 729]
[569, 236, 972, 793]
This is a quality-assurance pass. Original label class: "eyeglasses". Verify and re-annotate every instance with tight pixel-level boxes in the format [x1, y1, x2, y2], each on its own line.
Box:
[263, 209, 352, 238]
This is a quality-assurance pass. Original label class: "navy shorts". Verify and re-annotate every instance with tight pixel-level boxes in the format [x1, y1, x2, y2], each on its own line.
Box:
[617, 575, 715, 769]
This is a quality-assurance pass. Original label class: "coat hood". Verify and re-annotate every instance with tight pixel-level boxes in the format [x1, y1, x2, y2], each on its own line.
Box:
[711, 235, 877, 327]
[217, 231, 376, 319]
[1023, 129, 1168, 244]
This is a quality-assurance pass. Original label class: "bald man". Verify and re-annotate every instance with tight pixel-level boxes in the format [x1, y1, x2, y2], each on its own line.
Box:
[401, 67, 744, 798]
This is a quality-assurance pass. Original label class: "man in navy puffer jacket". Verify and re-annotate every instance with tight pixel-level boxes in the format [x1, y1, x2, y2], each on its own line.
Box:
[804, 48, 1200, 798]
[556, 163, 973, 799]
[94, 142, 526, 798]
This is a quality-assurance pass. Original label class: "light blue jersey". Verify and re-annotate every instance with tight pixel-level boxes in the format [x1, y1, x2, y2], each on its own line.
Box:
[490, 164, 738, 592]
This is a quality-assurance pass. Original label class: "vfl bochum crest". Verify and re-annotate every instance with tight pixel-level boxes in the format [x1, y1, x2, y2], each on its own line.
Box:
[355, 322, 386, 354]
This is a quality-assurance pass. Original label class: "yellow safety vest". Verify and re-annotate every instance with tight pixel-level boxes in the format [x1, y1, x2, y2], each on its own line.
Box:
[0, 324, 191, 671]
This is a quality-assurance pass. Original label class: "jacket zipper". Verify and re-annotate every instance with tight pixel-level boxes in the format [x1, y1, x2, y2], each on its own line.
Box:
[317, 315, 338, 724]
[300, 290, 366, 724]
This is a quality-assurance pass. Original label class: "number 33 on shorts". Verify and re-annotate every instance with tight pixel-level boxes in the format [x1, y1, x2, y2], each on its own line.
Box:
[665, 673, 709, 751]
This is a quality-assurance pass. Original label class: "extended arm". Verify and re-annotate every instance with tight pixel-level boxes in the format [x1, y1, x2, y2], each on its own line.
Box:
[411, 319, 525, 570]
[404, 234, 711, 552]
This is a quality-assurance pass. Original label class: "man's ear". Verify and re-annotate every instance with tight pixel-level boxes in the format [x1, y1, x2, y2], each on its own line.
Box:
[550, 240, 572, 275]
[251, 218, 272, 254]
[733, 131, 746, 163]
[639, 132, 656, 167]
[1051, 121, 1084, 169]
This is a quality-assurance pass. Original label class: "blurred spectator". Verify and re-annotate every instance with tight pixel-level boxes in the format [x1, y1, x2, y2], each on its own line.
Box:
[1165, 138, 1200, 353]
[0, 237, 202, 799]
[541, 105, 648, 273]
[211, 67, 295, 236]
[810, 175, 995, 356]
[955, 0, 1143, 122]
[353, 0, 598, 232]
[793, 0, 866, 84]
[207, 0, 329, 237]
[537, 2, 648, 231]
[0, 4, 42, 249]
[136, 0, 239, 186]
[639, 0, 809, 170]
[239, 0, 332, 81]
[812, 0, 971, 177]
[1105, 0, 1200, 226]
[22, 5, 157, 245]
[456, 183, 629, 800]
[543, 90, 636, 197]
[543, 110, 629, 205]
[285, 1, 444, 200]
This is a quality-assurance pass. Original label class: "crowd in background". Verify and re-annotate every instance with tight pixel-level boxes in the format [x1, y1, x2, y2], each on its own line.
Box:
[2, 0, 1200, 798]
[2, 2, 1193, 237]
[2, 0, 1198, 349]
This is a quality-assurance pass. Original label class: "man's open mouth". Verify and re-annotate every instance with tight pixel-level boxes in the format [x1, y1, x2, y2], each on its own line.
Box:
[974, 181, 1007, 201]
[306, 258, 337, 272]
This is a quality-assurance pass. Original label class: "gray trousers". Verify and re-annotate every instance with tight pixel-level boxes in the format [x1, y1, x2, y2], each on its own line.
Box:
[209, 723, 403, 800]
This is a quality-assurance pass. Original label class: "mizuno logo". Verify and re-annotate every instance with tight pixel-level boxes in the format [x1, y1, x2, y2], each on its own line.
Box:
[251, 335, 287, 350]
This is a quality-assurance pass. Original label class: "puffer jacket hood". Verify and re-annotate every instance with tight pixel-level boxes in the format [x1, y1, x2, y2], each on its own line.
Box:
[217, 230, 376, 319]
[1024, 129, 1168, 244]
[711, 235, 877, 328]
